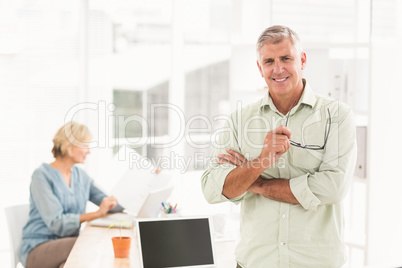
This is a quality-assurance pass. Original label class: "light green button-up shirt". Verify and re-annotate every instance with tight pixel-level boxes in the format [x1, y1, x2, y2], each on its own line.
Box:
[201, 80, 357, 268]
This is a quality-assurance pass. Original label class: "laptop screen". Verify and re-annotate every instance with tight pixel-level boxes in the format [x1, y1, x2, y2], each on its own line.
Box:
[136, 217, 215, 268]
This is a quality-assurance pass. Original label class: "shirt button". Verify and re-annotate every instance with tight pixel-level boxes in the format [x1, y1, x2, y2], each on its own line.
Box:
[280, 242, 286, 246]
[281, 214, 286, 218]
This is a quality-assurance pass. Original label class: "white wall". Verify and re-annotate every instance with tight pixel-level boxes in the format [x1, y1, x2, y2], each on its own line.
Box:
[367, 42, 402, 266]
[365, 1, 402, 265]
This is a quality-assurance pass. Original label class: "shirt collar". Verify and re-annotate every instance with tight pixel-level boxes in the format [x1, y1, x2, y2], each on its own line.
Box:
[259, 78, 317, 114]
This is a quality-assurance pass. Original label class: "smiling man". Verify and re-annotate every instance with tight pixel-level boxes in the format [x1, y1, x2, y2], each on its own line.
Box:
[201, 25, 357, 268]
[256, 33, 305, 114]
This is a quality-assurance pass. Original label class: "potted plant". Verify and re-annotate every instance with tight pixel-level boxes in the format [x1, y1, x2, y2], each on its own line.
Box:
[109, 219, 132, 258]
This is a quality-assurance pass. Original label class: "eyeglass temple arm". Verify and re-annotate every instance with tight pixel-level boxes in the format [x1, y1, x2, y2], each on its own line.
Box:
[323, 108, 331, 146]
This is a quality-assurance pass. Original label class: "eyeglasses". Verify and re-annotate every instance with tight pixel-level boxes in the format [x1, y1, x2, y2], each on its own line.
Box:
[285, 106, 331, 150]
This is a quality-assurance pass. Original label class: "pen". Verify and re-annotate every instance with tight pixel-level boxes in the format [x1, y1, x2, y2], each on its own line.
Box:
[161, 202, 178, 214]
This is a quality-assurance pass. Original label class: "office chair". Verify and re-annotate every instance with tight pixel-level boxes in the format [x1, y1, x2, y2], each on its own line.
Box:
[4, 204, 29, 268]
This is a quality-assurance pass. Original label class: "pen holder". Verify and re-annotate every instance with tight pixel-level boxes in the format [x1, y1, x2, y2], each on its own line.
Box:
[161, 211, 180, 218]
[111, 236, 131, 258]
[161, 202, 179, 217]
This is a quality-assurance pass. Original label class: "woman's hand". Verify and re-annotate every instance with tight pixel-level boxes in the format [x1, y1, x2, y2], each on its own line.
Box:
[97, 196, 118, 217]
[80, 196, 119, 223]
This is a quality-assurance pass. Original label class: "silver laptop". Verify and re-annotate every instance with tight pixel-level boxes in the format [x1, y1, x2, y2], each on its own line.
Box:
[90, 186, 174, 228]
[135, 186, 174, 218]
[136, 216, 216, 268]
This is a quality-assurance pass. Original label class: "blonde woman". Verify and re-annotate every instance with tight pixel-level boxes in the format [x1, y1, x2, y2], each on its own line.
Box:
[19, 122, 123, 268]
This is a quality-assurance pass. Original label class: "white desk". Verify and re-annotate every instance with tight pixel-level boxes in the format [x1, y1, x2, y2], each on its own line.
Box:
[64, 222, 237, 268]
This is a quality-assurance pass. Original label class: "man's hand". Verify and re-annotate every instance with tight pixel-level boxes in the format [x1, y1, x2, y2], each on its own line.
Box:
[217, 126, 291, 171]
[257, 125, 291, 170]
[248, 177, 299, 204]
[247, 176, 266, 195]
[217, 148, 247, 166]
[217, 125, 294, 200]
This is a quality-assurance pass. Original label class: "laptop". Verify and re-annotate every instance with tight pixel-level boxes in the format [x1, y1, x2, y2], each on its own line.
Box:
[136, 216, 216, 268]
[90, 186, 174, 228]
[135, 186, 174, 218]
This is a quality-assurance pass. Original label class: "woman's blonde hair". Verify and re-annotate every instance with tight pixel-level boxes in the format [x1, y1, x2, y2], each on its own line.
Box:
[51, 121, 93, 158]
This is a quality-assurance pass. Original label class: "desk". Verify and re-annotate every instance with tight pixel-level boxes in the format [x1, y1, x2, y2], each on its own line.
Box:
[64, 223, 237, 268]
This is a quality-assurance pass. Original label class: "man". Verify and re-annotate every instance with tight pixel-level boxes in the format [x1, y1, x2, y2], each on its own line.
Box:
[201, 25, 357, 267]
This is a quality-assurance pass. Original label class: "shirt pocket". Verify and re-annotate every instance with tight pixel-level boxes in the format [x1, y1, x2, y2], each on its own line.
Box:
[290, 123, 327, 170]
[291, 145, 324, 172]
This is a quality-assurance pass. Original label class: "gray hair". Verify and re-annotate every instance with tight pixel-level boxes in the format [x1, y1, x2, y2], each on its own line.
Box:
[256, 25, 302, 60]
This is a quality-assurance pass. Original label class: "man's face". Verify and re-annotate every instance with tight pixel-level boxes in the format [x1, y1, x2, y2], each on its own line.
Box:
[257, 37, 306, 100]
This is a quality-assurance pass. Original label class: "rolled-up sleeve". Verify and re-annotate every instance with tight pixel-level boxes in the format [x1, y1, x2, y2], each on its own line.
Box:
[201, 163, 239, 204]
[290, 104, 357, 210]
[290, 174, 321, 210]
[201, 113, 246, 204]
